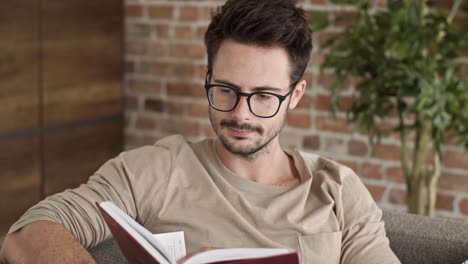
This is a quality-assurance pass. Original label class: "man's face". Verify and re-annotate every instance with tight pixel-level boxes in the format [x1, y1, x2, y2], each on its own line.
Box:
[208, 39, 303, 157]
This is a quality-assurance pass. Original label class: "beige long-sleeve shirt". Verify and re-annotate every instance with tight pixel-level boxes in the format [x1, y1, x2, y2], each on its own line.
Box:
[9, 135, 400, 263]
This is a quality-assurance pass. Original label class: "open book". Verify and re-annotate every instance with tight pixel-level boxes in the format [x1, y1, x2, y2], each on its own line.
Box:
[97, 201, 299, 264]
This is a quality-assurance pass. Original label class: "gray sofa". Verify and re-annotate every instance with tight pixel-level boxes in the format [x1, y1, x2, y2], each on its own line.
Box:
[88, 211, 468, 264]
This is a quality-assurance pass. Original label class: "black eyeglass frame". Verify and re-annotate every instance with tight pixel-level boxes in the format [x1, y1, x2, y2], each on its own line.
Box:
[204, 73, 298, 118]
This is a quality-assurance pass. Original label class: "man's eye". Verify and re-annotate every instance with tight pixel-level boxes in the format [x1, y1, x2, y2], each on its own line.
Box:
[220, 88, 233, 94]
[257, 94, 273, 100]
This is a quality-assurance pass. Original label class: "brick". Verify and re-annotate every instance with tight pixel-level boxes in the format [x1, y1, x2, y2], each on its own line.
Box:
[126, 4, 144, 18]
[199, 6, 213, 21]
[365, 184, 386, 202]
[124, 114, 132, 129]
[331, 11, 356, 28]
[148, 5, 174, 20]
[323, 137, 344, 153]
[385, 166, 405, 184]
[200, 123, 216, 137]
[162, 119, 200, 136]
[167, 82, 205, 98]
[373, 144, 401, 161]
[303, 135, 320, 150]
[187, 102, 208, 118]
[460, 199, 468, 215]
[375, 0, 388, 7]
[442, 151, 468, 170]
[170, 43, 206, 60]
[144, 98, 165, 113]
[142, 133, 162, 146]
[166, 101, 185, 116]
[314, 94, 332, 111]
[196, 64, 209, 80]
[389, 188, 406, 205]
[287, 112, 312, 128]
[125, 61, 135, 74]
[314, 94, 352, 112]
[126, 40, 147, 55]
[337, 160, 359, 172]
[316, 73, 335, 89]
[127, 79, 163, 95]
[361, 162, 383, 179]
[435, 193, 454, 211]
[139, 62, 194, 79]
[125, 95, 139, 110]
[196, 26, 208, 39]
[438, 172, 468, 192]
[151, 24, 170, 39]
[348, 139, 368, 156]
[433, 0, 454, 9]
[316, 32, 340, 49]
[174, 25, 195, 39]
[179, 6, 200, 21]
[311, 51, 325, 66]
[148, 42, 171, 57]
[316, 115, 352, 133]
[296, 94, 313, 109]
[302, 72, 314, 86]
[125, 23, 151, 38]
[305, 0, 328, 5]
[124, 133, 146, 148]
[135, 116, 157, 130]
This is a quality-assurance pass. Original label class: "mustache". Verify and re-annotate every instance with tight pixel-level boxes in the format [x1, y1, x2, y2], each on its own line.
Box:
[220, 120, 263, 135]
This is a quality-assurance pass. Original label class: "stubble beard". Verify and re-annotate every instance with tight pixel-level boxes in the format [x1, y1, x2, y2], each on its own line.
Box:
[209, 108, 288, 160]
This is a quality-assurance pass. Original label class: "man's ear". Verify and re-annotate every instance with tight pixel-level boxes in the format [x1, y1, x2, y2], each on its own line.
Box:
[288, 79, 306, 110]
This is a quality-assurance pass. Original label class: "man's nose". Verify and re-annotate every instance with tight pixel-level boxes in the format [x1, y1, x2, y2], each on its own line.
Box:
[231, 95, 252, 119]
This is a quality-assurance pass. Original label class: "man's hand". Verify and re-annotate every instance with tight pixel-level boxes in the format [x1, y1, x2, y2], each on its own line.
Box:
[0, 221, 95, 264]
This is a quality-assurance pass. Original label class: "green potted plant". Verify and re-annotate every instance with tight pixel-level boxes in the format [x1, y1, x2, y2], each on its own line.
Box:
[312, 0, 468, 215]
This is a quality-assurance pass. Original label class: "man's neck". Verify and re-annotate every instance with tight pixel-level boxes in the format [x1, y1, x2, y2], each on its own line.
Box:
[215, 139, 299, 186]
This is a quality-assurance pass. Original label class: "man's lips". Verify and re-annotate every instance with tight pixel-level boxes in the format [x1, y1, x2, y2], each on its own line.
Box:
[227, 127, 254, 137]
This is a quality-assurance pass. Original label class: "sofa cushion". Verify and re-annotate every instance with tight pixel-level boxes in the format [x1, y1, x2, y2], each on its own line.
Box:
[88, 211, 468, 264]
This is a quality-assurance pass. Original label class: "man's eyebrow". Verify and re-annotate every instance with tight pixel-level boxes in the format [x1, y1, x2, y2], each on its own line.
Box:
[213, 79, 283, 92]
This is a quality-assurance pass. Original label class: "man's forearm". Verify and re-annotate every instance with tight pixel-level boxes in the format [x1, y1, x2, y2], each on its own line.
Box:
[0, 220, 95, 264]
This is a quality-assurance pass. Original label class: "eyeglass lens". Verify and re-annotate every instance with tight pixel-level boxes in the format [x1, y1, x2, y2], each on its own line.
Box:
[208, 86, 281, 117]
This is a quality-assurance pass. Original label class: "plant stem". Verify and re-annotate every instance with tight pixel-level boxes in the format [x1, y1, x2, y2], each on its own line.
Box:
[408, 119, 432, 215]
[426, 152, 441, 216]
[398, 101, 411, 191]
[448, 0, 464, 23]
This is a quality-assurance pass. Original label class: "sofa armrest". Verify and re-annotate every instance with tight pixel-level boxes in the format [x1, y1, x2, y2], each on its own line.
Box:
[383, 211, 468, 264]
[88, 239, 126, 263]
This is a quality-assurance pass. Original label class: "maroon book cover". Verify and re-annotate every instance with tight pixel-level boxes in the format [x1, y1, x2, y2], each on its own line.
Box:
[97, 202, 162, 264]
[209, 252, 299, 264]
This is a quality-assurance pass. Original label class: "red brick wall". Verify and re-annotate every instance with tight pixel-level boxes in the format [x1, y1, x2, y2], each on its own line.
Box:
[124, 0, 468, 219]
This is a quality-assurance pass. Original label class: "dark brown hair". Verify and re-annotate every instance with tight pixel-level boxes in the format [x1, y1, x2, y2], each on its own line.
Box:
[204, 0, 312, 84]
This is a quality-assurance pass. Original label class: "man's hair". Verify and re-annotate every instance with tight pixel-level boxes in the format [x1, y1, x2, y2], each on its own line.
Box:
[204, 0, 312, 84]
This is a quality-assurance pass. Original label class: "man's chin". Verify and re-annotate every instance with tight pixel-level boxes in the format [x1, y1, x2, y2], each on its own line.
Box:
[220, 137, 260, 156]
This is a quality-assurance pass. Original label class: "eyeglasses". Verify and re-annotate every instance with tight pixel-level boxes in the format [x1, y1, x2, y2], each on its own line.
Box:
[204, 74, 297, 118]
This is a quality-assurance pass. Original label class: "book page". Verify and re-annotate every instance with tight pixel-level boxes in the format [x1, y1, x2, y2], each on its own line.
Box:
[184, 248, 290, 264]
[153, 231, 187, 261]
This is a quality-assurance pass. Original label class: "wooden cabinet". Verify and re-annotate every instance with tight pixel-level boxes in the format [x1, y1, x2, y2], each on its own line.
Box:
[0, 0, 123, 239]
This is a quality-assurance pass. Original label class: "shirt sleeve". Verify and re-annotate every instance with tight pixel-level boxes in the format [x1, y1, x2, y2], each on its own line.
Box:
[7, 144, 172, 249]
[336, 167, 401, 264]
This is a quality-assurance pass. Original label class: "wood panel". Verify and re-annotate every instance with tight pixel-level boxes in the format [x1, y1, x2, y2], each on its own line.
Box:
[42, 0, 123, 126]
[43, 119, 122, 196]
[0, 0, 39, 133]
[0, 136, 41, 236]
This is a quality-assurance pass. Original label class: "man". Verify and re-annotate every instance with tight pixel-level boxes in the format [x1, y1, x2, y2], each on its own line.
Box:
[0, 0, 400, 263]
